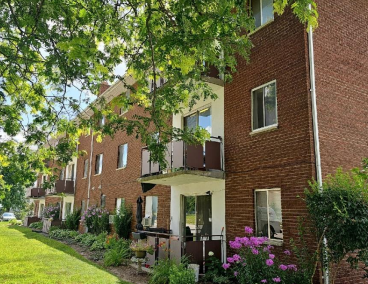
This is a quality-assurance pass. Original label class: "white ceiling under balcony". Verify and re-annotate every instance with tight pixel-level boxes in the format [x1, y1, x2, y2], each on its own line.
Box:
[138, 170, 225, 186]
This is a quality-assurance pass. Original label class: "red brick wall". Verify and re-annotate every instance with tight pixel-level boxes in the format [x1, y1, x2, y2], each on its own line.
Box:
[313, 0, 368, 282]
[74, 104, 171, 231]
[224, 5, 317, 271]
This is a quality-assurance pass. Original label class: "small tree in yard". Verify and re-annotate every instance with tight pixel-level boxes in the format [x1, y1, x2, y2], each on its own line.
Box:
[114, 203, 133, 239]
[305, 159, 368, 283]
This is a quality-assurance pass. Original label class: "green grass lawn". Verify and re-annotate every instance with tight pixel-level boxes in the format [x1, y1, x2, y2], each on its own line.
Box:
[0, 222, 128, 284]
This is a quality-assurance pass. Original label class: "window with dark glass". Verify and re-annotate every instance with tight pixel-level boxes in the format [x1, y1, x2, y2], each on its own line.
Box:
[252, 81, 277, 131]
[95, 154, 103, 175]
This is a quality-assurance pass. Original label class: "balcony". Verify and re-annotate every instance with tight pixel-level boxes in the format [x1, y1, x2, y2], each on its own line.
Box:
[26, 188, 46, 198]
[139, 139, 225, 186]
[47, 179, 75, 195]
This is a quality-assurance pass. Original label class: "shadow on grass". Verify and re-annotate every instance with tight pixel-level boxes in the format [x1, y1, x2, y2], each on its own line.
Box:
[7, 225, 129, 284]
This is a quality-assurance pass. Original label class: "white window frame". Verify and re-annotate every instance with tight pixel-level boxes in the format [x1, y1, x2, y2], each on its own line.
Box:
[83, 159, 89, 178]
[254, 188, 283, 243]
[251, 80, 278, 133]
[145, 196, 158, 228]
[116, 198, 125, 214]
[117, 144, 128, 169]
[95, 154, 103, 175]
[251, 0, 275, 28]
[183, 105, 212, 135]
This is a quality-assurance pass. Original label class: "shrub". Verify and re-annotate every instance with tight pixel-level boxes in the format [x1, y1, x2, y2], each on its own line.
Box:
[169, 264, 195, 284]
[43, 205, 60, 219]
[49, 229, 79, 240]
[305, 161, 368, 283]
[8, 219, 22, 226]
[221, 226, 309, 284]
[29, 221, 43, 229]
[149, 258, 195, 284]
[113, 203, 132, 239]
[65, 209, 81, 231]
[81, 206, 109, 235]
[90, 232, 108, 251]
[103, 237, 132, 267]
[77, 233, 99, 247]
[48, 226, 59, 233]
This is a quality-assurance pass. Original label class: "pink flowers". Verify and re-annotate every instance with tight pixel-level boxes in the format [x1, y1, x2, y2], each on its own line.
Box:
[229, 240, 242, 249]
[269, 254, 275, 259]
[284, 250, 291, 255]
[266, 259, 274, 266]
[272, 277, 281, 282]
[279, 264, 288, 271]
[261, 280, 267, 283]
[251, 248, 259, 255]
[233, 254, 241, 261]
[244, 226, 253, 234]
[222, 263, 230, 270]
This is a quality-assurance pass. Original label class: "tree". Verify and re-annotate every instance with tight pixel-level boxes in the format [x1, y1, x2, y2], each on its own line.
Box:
[0, 0, 318, 179]
[305, 160, 368, 283]
[0, 142, 38, 211]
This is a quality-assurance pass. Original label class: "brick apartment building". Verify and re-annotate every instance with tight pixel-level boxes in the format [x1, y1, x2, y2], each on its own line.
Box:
[25, 0, 367, 282]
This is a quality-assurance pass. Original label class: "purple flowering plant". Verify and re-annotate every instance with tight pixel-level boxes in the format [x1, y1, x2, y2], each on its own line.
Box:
[43, 205, 60, 219]
[221, 226, 308, 284]
[81, 205, 110, 235]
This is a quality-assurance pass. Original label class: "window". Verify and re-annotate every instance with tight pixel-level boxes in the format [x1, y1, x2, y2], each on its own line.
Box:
[255, 189, 283, 241]
[60, 168, 65, 180]
[95, 154, 103, 175]
[68, 164, 75, 181]
[101, 194, 106, 208]
[42, 175, 47, 185]
[85, 127, 91, 137]
[116, 198, 125, 213]
[117, 144, 128, 169]
[145, 196, 158, 228]
[65, 202, 72, 217]
[81, 200, 86, 213]
[39, 203, 45, 218]
[99, 116, 105, 127]
[120, 90, 130, 115]
[251, 0, 274, 28]
[83, 159, 89, 178]
[252, 81, 277, 131]
[184, 107, 212, 135]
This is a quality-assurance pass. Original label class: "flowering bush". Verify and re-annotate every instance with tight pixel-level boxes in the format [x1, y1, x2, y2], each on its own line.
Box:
[223, 227, 310, 284]
[130, 239, 154, 255]
[43, 205, 60, 219]
[81, 206, 109, 235]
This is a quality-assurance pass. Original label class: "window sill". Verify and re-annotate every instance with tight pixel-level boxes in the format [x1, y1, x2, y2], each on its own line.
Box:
[250, 124, 278, 136]
[82, 177, 87, 179]
[266, 239, 283, 246]
[116, 167, 127, 171]
[249, 19, 274, 37]
[94, 173, 102, 176]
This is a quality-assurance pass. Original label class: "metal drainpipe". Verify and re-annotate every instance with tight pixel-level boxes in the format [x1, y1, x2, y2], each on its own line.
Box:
[307, 12, 329, 284]
[87, 131, 94, 209]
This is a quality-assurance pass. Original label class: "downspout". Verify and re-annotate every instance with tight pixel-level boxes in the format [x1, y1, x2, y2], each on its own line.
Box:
[87, 131, 94, 209]
[307, 13, 329, 284]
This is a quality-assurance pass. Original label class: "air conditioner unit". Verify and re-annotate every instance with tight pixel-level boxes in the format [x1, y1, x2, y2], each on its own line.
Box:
[109, 215, 115, 224]
[143, 217, 152, 227]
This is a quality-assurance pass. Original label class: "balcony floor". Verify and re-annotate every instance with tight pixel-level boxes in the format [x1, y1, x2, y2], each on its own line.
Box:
[138, 170, 225, 186]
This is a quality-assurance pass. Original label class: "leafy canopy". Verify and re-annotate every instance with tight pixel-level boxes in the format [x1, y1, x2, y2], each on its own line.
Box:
[0, 0, 318, 184]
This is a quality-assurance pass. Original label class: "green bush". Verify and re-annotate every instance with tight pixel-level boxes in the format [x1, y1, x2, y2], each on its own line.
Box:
[49, 229, 79, 240]
[149, 258, 195, 284]
[48, 226, 59, 233]
[77, 233, 99, 247]
[305, 160, 368, 282]
[29, 221, 43, 229]
[103, 236, 132, 267]
[113, 203, 132, 239]
[65, 209, 81, 231]
[90, 232, 108, 251]
[8, 219, 22, 226]
[81, 206, 109, 235]
[169, 264, 195, 284]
